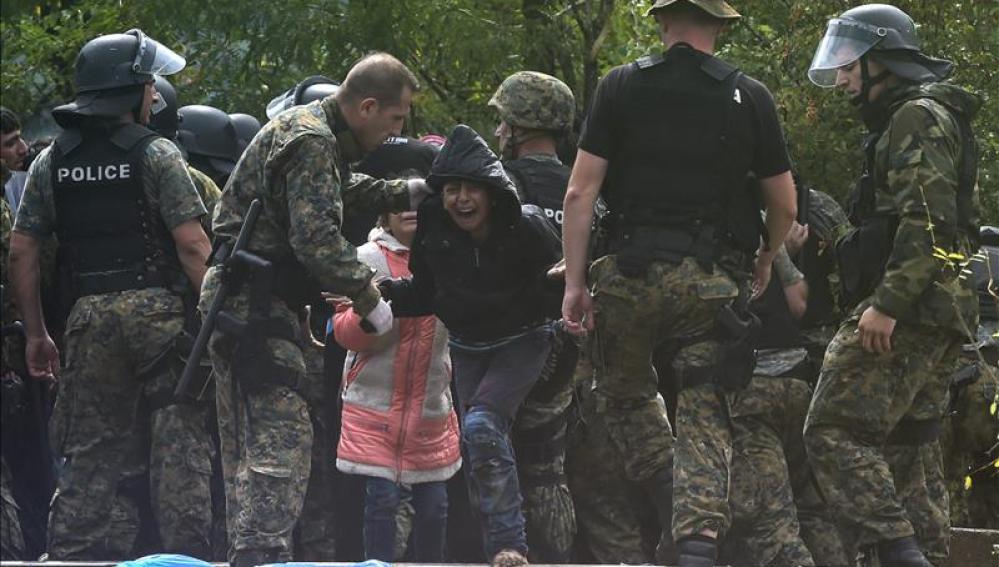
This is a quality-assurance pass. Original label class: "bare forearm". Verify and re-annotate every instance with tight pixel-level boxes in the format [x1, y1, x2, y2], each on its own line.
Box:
[563, 191, 595, 290]
[9, 232, 46, 338]
[178, 242, 210, 291]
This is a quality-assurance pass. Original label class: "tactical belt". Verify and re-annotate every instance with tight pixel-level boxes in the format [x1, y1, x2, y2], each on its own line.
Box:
[76, 268, 172, 298]
[886, 418, 942, 446]
[609, 224, 721, 273]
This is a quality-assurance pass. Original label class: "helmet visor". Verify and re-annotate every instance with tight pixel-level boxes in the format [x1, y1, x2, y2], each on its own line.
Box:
[265, 90, 293, 120]
[128, 29, 186, 78]
[807, 18, 887, 87]
[151, 76, 169, 115]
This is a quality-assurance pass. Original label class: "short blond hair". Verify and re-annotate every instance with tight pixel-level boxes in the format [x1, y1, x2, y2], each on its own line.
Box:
[339, 52, 420, 107]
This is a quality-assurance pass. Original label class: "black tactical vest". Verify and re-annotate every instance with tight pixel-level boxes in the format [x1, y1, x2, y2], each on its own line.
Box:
[52, 123, 181, 300]
[503, 157, 570, 233]
[607, 48, 748, 240]
[751, 272, 807, 349]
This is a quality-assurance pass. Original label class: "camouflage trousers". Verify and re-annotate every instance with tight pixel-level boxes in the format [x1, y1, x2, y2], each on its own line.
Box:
[48, 290, 183, 559]
[727, 375, 848, 567]
[513, 328, 578, 563]
[1, 458, 24, 560]
[293, 339, 337, 561]
[203, 272, 313, 561]
[590, 255, 736, 540]
[566, 348, 659, 564]
[942, 362, 999, 530]
[804, 316, 961, 564]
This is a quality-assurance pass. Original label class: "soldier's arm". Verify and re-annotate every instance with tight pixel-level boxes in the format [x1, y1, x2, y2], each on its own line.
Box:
[342, 172, 410, 214]
[871, 102, 961, 320]
[284, 136, 382, 316]
[773, 245, 808, 319]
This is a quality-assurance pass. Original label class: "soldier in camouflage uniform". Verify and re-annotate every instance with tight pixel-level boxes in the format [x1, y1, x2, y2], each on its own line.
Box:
[143, 73, 219, 559]
[1, 193, 26, 561]
[941, 229, 999, 530]
[201, 52, 425, 567]
[561, 2, 798, 565]
[805, 5, 982, 566]
[726, 243, 848, 567]
[489, 71, 577, 563]
[9, 30, 212, 559]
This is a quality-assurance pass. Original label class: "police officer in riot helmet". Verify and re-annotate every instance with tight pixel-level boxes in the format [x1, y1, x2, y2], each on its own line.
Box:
[804, 4, 981, 567]
[265, 75, 340, 120]
[560, 1, 797, 566]
[489, 71, 574, 233]
[8, 29, 211, 558]
[177, 104, 242, 187]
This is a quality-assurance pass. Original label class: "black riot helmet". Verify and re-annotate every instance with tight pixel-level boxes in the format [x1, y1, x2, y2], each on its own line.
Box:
[52, 29, 186, 127]
[809, 4, 953, 97]
[148, 75, 180, 140]
[177, 105, 241, 185]
[228, 113, 262, 153]
[265, 75, 340, 120]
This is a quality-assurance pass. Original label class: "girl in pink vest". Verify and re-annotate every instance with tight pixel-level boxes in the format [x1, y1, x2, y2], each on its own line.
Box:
[333, 209, 460, 562]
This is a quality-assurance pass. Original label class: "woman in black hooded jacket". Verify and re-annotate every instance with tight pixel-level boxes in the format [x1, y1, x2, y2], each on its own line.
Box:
[380, 124, 561, 566]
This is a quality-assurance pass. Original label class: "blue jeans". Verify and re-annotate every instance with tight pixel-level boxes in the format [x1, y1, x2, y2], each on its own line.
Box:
[364, 477, 448, 561]
[462, 406, 528, 557]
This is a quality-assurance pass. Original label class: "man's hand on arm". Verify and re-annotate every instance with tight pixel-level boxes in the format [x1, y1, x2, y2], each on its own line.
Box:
[561, 150, 607, 335]
[171, 219, 211, 291]
[9, 231, 59, 380]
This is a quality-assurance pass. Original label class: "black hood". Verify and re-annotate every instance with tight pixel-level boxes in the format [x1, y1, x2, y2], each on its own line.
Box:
[427, 124, 521, 225]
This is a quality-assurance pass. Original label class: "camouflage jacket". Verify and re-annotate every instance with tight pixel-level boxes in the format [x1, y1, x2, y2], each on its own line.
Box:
[187, 165, 221, 235]
[861, 82, 981, 337]
[210, 97, 409, 316]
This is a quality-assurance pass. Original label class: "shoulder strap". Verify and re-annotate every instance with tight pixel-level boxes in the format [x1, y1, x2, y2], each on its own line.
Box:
[54, 129, 83, 155]
[635, 52, 666, 70]
[111, 123, 160, 151]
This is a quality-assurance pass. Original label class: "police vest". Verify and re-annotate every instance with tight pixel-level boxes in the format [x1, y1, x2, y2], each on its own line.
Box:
[751, 272, 807, 350]
[52, 123, 181, 300]
[606, 48, 759, 254]
[503, 157, 569, 233]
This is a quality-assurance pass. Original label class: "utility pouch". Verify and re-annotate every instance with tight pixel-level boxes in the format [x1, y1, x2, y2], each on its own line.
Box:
[835, 214, 897, 309]
[713, 303, 761, 392]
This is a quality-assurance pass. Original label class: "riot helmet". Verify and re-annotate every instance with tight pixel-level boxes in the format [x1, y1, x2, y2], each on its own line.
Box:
[808, 4, 953, 91]
[148, 75, 179, 140]
[52, 29, 186, 126]
[229, 113, 262, 153]
[488, 71, 575, 133]
[177, 105, 241, 185]
[265, 75, 340, 120]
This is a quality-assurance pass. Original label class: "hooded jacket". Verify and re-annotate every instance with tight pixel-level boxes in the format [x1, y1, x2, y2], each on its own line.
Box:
[381, 125, 563, 344]
[334, 228, 461, 483]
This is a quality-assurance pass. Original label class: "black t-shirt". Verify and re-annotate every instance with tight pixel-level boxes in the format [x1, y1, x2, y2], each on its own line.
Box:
[579, 45, 791, 181]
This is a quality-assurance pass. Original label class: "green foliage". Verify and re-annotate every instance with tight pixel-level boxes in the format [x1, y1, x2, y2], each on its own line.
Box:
[1, 0, 996, 222]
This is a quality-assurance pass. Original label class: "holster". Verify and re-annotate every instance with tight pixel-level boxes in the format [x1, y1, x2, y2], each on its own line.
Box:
[216, 249, 300, 394]
[678, 301, 760, 392]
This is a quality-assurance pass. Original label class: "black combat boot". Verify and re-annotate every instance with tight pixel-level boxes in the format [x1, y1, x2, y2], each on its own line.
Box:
[676, 534, 718, 567]
[877, 536, 933, 567]
[231, 547, 281, 567]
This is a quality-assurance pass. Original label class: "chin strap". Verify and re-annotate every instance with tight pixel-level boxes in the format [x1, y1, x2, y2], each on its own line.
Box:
[504, 125, 551, 160]
[851, 54, 892, 108]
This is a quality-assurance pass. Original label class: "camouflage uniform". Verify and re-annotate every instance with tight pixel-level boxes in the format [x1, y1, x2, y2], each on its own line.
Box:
[1, 195, 26, 561]
[513, 328, 577, 562]
[14, 139, 206, 559]
[588, 254, 737, 540]
[804, 83, 981, 564]
[201, 96, 408, 562]
[188, 166, 222, 234]
[565, 344, 659, 564]
[727, 248, 847, 567]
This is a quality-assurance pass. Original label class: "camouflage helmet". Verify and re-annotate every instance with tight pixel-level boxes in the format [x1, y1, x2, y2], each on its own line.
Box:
[488, 71, 575, 133]
[646, 0, 741, 19]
